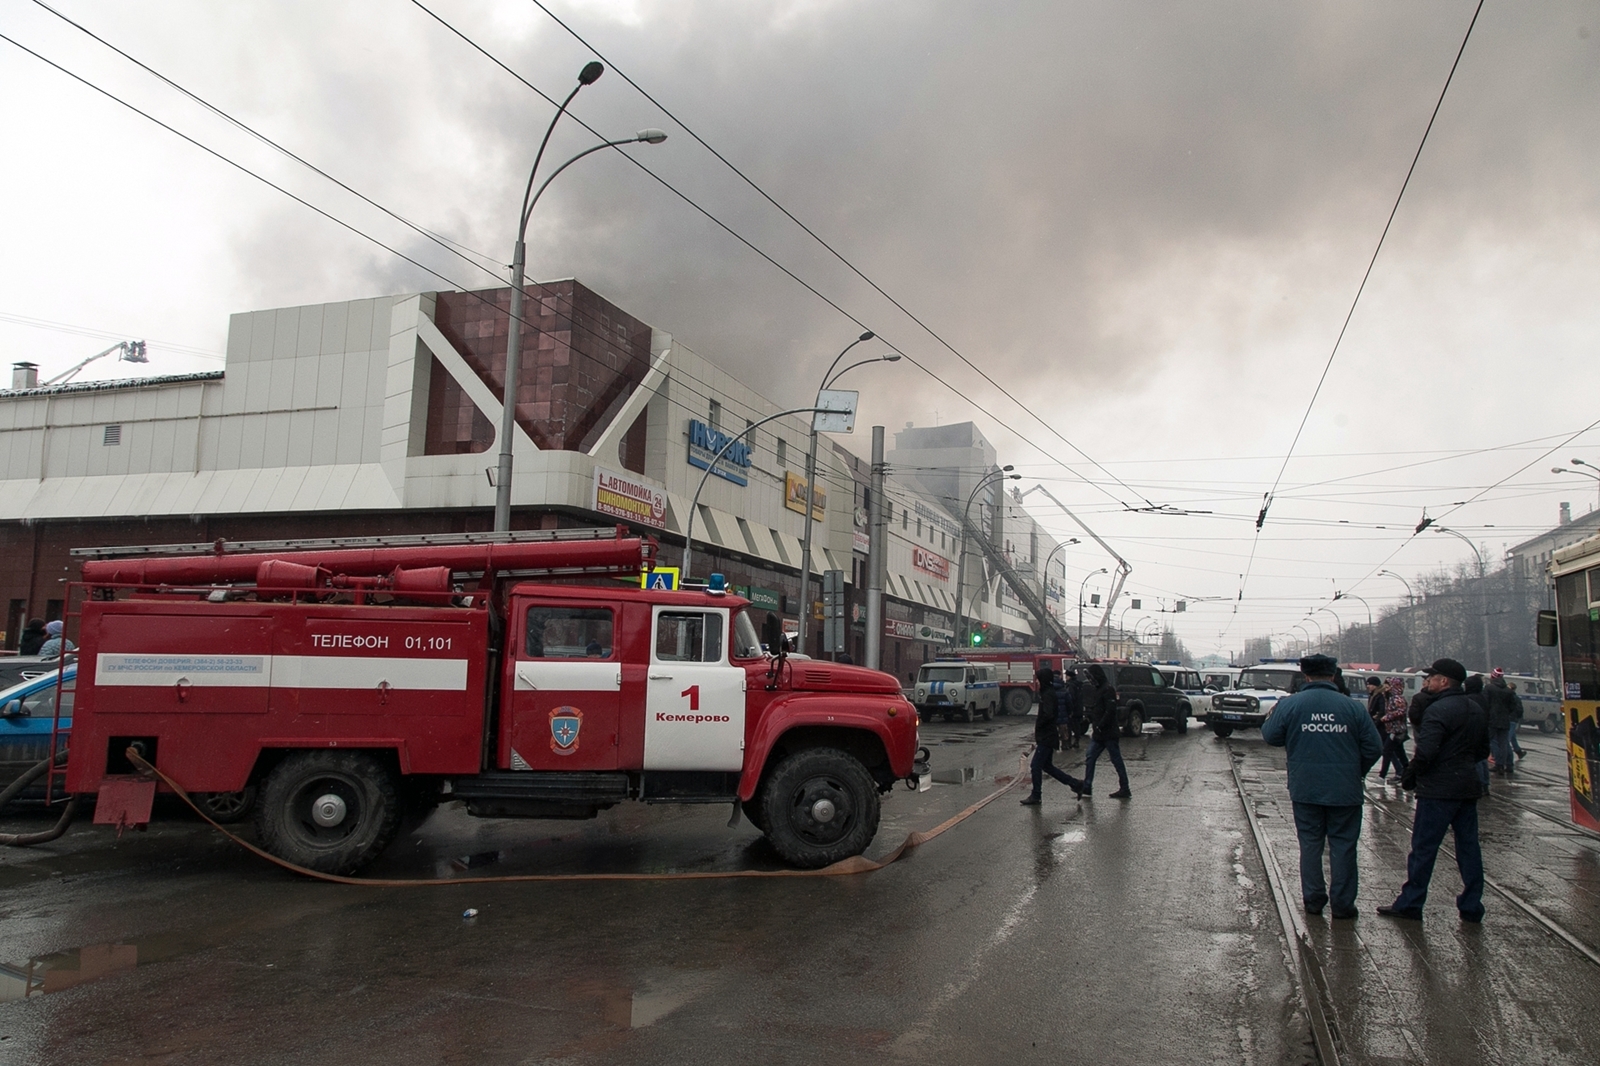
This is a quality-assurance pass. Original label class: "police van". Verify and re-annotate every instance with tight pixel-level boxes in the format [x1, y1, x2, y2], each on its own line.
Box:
[914, 660, 1002, 723]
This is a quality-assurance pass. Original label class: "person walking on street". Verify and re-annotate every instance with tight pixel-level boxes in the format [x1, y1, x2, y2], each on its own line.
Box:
[1378, 657, 1491, 923]
[1485, 669, 1518, 777]
[1508, 682, 1526, 761]
[1262, 654, 1383, 919]
[1081, 664, 1131, 799]
[1059, 668, 1084, 751]
[1365, 676, 1385, 731]
[1465, 674, 1491, 796]
[1020, 667, 1085, 805]
[1377, 677, 1411, 781]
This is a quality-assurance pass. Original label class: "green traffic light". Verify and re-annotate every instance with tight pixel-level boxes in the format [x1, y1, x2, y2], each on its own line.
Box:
[971, 632, 982, 646]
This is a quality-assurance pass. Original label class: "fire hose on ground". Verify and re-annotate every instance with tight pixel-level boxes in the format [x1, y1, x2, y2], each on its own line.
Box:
[0, 750, 78, 846]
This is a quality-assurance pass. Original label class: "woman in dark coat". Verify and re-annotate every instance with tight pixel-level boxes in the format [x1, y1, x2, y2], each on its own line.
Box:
[1020, 667, 1086, 805]
[16, 618, 46, 656]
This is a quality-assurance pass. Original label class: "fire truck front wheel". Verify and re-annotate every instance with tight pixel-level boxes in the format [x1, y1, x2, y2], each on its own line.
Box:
[1003, 688, 1033, 716]
[760, 748, 881, 869]
[255, 751, 401, 875]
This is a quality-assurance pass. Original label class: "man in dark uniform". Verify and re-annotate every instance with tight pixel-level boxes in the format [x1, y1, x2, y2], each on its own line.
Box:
[1378, 657, 1491, 922]
[1081, 664, 1130, 799]
[1020, 666, 1085, 804]
[1262, 654, 1383, 918]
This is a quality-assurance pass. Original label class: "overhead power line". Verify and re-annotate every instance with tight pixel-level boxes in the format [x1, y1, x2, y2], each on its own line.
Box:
[517, 0, 1153, 511]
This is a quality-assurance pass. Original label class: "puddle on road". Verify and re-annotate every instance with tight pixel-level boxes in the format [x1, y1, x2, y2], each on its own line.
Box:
[930, 764, 983, 785]
[0, 941, 140, 1002]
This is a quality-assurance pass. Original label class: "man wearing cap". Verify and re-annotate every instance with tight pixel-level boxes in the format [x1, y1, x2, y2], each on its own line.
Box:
[1262, 654, 1383, 919]
[1378, 657, 1491, 922]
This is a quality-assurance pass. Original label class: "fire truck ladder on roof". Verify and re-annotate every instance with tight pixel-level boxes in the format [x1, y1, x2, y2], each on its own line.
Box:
[68, 525, 632, 560]
[957, 510, 1077, 654]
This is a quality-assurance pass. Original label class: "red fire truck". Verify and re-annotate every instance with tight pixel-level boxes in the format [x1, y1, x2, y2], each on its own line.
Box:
[59, 528, 924, 873]
[935, 647, 1075, 715]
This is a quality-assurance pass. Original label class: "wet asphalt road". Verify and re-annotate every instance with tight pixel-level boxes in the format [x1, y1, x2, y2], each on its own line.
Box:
[0, 713, 1591, 1064]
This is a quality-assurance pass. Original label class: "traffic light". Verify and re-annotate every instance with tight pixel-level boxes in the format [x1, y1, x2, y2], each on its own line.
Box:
[971, 622, 990, 646]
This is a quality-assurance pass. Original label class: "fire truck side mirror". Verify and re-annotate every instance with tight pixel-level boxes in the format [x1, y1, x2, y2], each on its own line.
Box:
[1536, 610, 1557, 648]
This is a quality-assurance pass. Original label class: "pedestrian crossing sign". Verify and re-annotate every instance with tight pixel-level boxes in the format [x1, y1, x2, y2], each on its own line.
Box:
[642, 567, 680, 591]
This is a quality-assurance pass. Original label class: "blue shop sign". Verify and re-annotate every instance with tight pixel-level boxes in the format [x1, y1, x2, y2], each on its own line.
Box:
[687, 419, 752, 486]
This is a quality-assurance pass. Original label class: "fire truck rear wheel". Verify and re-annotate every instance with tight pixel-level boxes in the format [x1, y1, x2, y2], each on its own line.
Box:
[255, 751, 401, 875]
[761, 748, 880, 869]
[1004, 689, 1033, 716]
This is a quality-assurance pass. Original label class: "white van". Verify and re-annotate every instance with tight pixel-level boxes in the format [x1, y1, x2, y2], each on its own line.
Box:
[914, 661, 1001, 723]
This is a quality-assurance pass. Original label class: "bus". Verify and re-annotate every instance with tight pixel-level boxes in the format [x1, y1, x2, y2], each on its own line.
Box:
[1537, 534, 1600, 833]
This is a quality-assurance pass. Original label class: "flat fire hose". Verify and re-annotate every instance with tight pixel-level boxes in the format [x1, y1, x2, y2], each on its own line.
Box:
[127, 749, 1024, 885]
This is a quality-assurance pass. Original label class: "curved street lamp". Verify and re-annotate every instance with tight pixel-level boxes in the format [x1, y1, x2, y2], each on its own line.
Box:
[1378, 569, 1418, 664]
[1432, 525, 1492, 669]
[795, 333, 896, 652]
[1333, 591, 1374, 664]
[1301, 615, 1324, 653]
[493, 61, 667, 531]
[681, 406, 826, 584]
[1313, 605, 1343, 662]
[955, 467, 1020, 647]
[1291, 623, 1313, 655]
[1553, 465, 1600, 511]
[1078, 567, 1109, 651]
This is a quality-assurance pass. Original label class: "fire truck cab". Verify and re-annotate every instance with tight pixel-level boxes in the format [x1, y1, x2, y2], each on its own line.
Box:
[62, 529, 925, 874]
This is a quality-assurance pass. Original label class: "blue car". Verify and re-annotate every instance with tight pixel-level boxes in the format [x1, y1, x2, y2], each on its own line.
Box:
[0, 664, 73, 799]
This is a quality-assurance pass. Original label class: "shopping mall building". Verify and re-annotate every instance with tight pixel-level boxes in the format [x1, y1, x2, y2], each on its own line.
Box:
[0, 280, 1071, 678]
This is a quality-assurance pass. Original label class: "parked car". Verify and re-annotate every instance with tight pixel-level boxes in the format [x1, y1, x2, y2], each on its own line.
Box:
[1094, 661, 1189, 735]
[913, 660, 1001, 723]
[1154, 664, 1211, 720]
[1205, 661, 1366, 738]
[0, 665, 74, 799]
[0, 654, 68, 692]
[0, 663, 253, 821]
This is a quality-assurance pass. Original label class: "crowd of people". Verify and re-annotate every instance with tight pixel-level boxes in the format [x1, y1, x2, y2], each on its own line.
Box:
[1016, 651, 1508, 923]
[1264, 653, 1496, 923]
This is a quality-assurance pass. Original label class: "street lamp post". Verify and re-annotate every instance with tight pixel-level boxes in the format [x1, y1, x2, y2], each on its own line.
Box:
[1041, 537, 1079, 646]
[1292, 623, 1313, 655]
[1078, 567, 1108, 651]
[1433, 525, 1493, 670]
[680, 407, 825, 584]
[493, 61, 666, 532]
[1378, 569, 1417, 664]
[1553, 464, 1600, 512]
[954, 467, 1019, 647]
[795, 333, 897, 655]
[1314, 606, 1343, 662]
[1334, 591, 1374, 664]
[1301, 616, 1324, 654]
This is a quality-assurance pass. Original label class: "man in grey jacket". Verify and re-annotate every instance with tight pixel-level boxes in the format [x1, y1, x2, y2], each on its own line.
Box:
[1262, 654, 1383, 919]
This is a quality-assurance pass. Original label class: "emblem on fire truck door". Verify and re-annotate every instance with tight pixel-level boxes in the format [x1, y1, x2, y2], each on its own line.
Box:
[549, 706, 583, 755]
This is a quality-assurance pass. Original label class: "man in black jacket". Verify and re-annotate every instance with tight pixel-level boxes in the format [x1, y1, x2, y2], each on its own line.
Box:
[1378, 657, 1491, 922]
[1485, 669, 1518, 776]
[1020, 667, 1085, 804]
[1081, 664, 1131, 799]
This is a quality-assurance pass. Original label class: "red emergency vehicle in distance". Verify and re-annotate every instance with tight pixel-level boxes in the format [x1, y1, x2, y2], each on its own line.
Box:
[65, 527, 925, 874]
[936, 647, 1076, 715]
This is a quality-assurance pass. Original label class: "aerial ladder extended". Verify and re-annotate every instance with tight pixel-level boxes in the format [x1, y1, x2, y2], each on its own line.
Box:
[42, 340, 147, 387]
[1019, 484, 1132, 655]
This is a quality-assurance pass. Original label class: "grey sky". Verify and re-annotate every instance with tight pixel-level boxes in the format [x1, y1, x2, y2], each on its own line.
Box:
[3, 0, 1597, 656]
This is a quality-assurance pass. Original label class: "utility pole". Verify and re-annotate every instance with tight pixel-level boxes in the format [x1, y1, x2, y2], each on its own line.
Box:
[865, 426, 886, 672]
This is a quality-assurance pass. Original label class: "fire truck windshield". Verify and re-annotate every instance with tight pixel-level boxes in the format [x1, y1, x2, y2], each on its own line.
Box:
[733, 609, 764, 659]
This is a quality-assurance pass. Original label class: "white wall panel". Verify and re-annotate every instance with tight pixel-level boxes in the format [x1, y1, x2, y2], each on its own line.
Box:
[295, 304, 323, 359]
[343, 300, 374, 356]
[234, 413, 266, 469]
[260, 412, 291, 468]
[320, 301, 348, 355]
[284, 411, 315, 467]
[271, 308, 299, 363]
[309, 409, 339, 466]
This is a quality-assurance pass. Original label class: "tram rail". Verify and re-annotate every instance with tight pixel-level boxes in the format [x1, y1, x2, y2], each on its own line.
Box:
[1227, 735, 1600, 1065]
